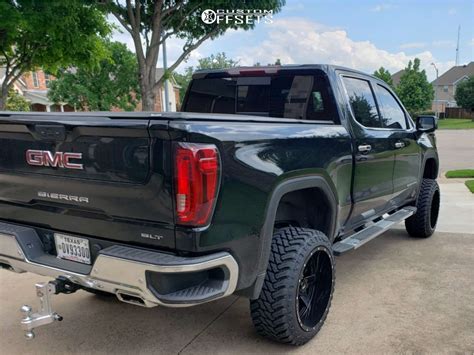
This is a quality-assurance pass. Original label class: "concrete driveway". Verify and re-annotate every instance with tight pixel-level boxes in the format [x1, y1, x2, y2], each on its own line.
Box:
[436, 129, 474, 174]
[1, 228, 473, 354]
[1, 128, 473, 354]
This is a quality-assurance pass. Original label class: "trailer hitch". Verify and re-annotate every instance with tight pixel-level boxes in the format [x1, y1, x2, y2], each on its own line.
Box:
[20, 277, 80, 339]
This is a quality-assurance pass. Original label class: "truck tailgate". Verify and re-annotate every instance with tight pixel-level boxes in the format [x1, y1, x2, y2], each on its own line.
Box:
[0, 115, 175, 249]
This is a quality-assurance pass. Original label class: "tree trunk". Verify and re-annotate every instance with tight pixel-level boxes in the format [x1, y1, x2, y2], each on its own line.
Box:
[0, 82, 9, 111]
[141, 89, 156, 111]
[140, 66, 157, 112]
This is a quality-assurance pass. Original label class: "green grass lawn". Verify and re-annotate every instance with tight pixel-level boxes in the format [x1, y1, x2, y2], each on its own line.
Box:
[445, 169, 474, 178]
[465, 180, 474, 193]
[437, 118, 474, 129]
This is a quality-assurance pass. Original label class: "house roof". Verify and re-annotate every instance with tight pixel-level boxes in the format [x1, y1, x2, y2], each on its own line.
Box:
[432, 62, 474, 86]
[391, 69, 405, 87]
[23, 90, 53, 105]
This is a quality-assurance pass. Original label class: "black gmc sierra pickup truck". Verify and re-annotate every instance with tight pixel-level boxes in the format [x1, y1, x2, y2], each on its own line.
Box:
[0, 65, 440, 345]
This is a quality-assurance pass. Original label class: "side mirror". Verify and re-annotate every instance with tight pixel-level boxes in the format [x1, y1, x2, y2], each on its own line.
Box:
[416, 115, 437, 133]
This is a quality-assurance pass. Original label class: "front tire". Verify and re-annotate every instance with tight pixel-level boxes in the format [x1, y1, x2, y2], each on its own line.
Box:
[250, 227, 335, 345]
[405, 178, 440, 238]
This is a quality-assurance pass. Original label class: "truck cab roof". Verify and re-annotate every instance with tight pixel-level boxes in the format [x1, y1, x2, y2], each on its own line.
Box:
[192, 64, 375, 80]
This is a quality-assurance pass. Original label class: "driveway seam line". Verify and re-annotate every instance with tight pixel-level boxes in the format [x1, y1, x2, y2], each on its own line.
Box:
[177, 296, 240, 354]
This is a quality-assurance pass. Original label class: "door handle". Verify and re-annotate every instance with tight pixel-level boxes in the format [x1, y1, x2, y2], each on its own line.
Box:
[358, 144, 372, 153]
[395, 141, 405, 149]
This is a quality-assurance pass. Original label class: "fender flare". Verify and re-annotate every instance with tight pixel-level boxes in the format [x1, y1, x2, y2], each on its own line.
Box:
[251, 175, 338, 298]
[421, 150, 439, 178]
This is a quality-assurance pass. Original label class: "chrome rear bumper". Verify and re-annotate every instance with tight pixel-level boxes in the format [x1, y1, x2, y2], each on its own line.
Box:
[0, 222, 238, 308]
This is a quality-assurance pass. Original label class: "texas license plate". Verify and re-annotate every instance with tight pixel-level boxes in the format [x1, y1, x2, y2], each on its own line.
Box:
[54, 233, 91, 264]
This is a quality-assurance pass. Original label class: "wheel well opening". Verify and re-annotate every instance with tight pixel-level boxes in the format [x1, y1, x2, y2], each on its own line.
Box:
[274, 187, 332, 237]
[423, 158, 438, 179]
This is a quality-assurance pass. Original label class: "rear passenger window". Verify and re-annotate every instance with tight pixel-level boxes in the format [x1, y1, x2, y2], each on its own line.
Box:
[375, 85, 407, 129]
[342, 77, 382, 128]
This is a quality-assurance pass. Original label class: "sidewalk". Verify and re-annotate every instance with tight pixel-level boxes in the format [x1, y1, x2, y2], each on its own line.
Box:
[436, 181, 474, 234]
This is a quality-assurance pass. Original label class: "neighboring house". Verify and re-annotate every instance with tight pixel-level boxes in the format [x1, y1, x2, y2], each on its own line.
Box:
[1, 67, 180, 112]
[22, 70, 74, 112]
[391, 69, 405, 87]
[0, 67, 73, 112]
[431, 62, 474, 113]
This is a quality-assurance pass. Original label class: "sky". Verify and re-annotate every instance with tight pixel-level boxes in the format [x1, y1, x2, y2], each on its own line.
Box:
[112, 0, 474, 82]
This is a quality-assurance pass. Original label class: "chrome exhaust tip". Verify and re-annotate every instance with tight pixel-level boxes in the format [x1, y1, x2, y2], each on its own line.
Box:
[116, 291, 148, 307]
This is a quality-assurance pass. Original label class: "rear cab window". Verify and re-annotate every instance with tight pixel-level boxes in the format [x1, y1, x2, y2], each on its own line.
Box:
[183, 70, 338, 123]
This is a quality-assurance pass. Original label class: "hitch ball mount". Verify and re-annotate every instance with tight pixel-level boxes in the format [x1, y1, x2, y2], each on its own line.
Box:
[20, 277, 79, 339]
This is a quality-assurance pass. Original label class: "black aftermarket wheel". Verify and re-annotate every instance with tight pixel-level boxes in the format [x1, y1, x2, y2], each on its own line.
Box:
[250, 227, 335, 345]
[405, 178, 440, 238]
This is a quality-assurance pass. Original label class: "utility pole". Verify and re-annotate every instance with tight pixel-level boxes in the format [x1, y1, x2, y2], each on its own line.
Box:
[431, 63, 439, 119]
[455, 25, 460, 66]
[162, 36, 170, 112]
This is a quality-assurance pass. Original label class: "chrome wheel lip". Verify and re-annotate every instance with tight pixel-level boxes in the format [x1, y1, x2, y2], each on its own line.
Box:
[295, 246, 334, 332]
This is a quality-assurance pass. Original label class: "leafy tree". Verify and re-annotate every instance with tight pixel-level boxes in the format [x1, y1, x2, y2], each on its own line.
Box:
[174, 67, 194, 105]
[454, 76, 474, 110]
[349, 94, 383, 127]
[195, 52, 239, 70]
[174, 52, 239, 104]
[396, 58, 434, 114]
[0, 0, 110, 110]
[48, 42, 140, 111]
[373, 67, 393, 88]
[5, 89, 30, 111]
[253, 59, 281, 66]
[104, 0, 285, 111]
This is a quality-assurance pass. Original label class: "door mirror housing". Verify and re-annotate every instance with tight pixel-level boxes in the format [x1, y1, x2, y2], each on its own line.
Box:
[416, 115, 437, 133]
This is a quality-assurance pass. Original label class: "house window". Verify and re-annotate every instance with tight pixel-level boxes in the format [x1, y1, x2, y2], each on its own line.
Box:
[32, 72, 39, 87]
[44, 74, 51, 87]
[443, 85, 448, 93]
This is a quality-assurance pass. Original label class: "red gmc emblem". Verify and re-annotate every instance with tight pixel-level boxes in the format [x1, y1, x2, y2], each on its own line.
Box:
[26, 150, 84, 170]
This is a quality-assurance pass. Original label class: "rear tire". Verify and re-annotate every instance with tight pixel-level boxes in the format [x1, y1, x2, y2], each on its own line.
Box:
[405, 179, 440, 238]
[250, 227, 335, 345]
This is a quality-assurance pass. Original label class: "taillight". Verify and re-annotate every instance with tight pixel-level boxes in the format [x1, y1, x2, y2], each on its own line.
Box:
[174, 143, 220, 226]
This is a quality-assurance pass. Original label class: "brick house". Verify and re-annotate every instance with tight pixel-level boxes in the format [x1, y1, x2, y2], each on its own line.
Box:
[21, 70, 74, 112]
[2, 67, 180, 112]
[431, 62, 474, 113]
